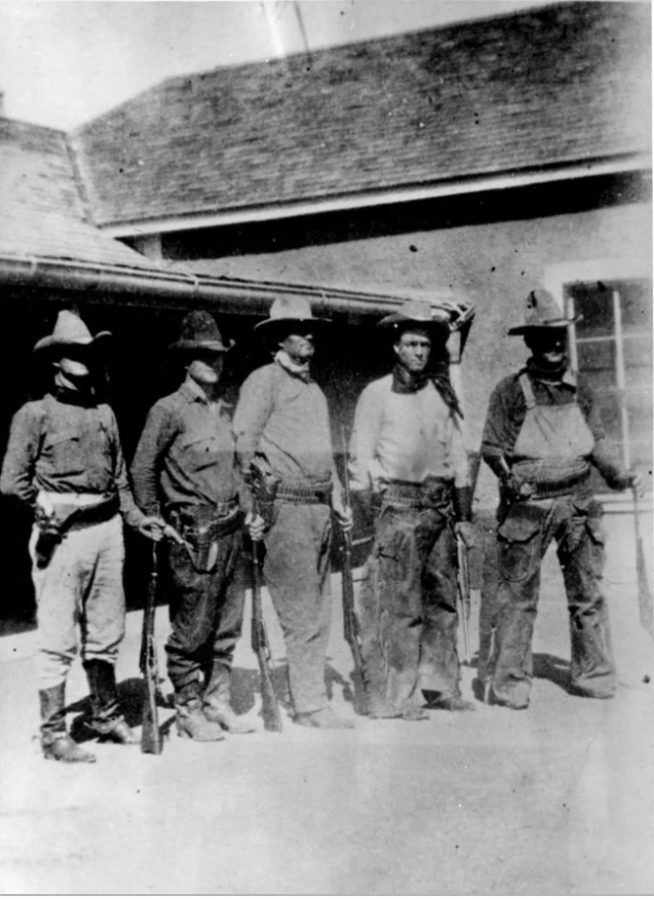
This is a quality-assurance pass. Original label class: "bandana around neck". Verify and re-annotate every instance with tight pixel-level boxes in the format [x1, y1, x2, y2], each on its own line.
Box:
[275, 349, 311, 381]
[526, 356, 570, 384]
[391, 363, 463, 418]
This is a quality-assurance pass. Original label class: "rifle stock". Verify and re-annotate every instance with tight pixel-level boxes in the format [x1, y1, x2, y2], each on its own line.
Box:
[340, 426, 369, 715]
[456, 533, 471, 665]
[140, 542, 163, 755]
[633, 489, 654, 638]
[250, 537, 283, 732]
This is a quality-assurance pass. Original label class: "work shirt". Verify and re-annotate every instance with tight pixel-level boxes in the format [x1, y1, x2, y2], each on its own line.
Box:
[348, 374, 470, 493]
[131, 376, 249, 516]
[0, 391, 142, 527]
[232, 357, 337, 485]
[481, 366, 629, 489]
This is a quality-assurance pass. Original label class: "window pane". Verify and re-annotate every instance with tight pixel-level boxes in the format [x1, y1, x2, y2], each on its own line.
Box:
[577, 340, 616, 388]
[567, 283, 614, 338]
[617, 280, 653, 335]
[624, 334, 653, 387]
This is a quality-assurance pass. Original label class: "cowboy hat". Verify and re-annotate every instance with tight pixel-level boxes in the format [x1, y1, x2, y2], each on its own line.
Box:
[33, 310, 112, 354]
[378, 298, 475, 336]
[507, 290, 581, 336]
[168, 310, 233, 353]
[253, 297, 331, 336]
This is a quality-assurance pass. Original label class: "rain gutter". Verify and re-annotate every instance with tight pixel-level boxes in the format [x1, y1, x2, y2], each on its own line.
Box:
[0, 253, 405, 317]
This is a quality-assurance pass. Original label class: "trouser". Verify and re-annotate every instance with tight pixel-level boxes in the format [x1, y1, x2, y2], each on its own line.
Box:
[359, 499, 461, 714]
[164, 528, 246, 697]
[488, 492, 615, 704]
[263, 501, 332, 715]
[30, 515, 126, 689]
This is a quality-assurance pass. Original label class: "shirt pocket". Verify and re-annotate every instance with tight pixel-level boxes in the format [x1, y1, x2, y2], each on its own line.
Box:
[45, 428, 90, 477]
[178, 432, 221, 472]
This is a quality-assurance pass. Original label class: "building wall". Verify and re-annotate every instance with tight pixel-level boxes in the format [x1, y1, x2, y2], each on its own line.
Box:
[177, 198, 652, 506]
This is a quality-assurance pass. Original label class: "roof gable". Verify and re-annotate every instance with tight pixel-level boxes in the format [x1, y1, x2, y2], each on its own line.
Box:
[69, 2, 650, 229]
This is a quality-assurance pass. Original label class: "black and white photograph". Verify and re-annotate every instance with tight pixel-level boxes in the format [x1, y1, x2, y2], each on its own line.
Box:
[0, 0, 652, 894]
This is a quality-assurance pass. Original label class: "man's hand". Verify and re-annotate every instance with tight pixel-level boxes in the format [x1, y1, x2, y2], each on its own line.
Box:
[245, 512, 266, 542]
[455, 520, 477, 549]
[334, 504, 354, 534]
[139, 515, 167, 541]
[629, 469, 646, 498]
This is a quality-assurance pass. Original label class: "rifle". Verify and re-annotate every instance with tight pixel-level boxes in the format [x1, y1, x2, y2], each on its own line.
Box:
[341, 427, 369, 715]
[456, 533, 471, 665]
[250, 463, 283, 732]
[633, 487, 654, 638]
[140, 541, 163, 755]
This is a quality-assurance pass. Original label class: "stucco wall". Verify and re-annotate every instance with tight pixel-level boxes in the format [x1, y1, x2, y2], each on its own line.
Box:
[190, 199, 652, 507]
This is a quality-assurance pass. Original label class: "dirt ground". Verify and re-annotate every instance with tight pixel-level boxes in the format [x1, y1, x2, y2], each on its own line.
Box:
[1, 514, 653, 895]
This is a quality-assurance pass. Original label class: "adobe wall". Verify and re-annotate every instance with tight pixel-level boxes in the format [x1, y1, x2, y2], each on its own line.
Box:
[189, 199, 652, 507]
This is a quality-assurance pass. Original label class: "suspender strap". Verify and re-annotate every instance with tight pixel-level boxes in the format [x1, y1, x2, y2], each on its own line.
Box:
[518, 374, 537, 410]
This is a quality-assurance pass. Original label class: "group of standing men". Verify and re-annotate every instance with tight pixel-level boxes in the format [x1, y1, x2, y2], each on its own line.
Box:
[0, 289, 642, 763]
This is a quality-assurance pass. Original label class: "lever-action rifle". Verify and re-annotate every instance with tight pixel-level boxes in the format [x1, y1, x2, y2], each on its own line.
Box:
[250, 464, 283, 732]
[341, 427, 369, 715]
[140, 541, 163, 755]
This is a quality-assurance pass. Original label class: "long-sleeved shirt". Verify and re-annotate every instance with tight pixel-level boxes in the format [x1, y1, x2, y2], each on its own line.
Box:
[232, 358, 338, 486]
[481, 366, 629, 489]
[0, 391, 143, 528]
[131, 376, 251, 516]
[348, 374, 470, 493]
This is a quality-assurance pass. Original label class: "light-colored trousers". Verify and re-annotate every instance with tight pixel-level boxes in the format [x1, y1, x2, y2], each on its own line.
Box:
[29, 515, 126, 689]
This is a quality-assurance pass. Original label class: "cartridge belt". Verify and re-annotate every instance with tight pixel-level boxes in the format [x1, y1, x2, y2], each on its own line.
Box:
[276, 479, 333, 505]
[384, 478, 453, 509]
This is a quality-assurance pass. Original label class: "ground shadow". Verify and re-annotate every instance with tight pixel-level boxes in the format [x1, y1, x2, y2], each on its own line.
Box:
[533, 652, 571, 692]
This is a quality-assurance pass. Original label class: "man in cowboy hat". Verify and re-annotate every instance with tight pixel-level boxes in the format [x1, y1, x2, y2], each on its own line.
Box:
[0, 309, 163, 763]
[348, 298, 477, 719]
[232, 297, 354, 729]
[478, 289, 644, 709]
[131, 310, 263, 741]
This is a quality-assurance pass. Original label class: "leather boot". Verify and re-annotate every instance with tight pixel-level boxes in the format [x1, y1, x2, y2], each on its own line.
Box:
[203, 665, 255, 735]
[84, 659, 138, 744]
[39, 683, 96, 764]
[175, 685, 225, 741]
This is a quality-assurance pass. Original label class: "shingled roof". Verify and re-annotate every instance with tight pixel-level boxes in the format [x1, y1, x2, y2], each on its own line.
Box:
[72, 1, 650, 232]
[0, 119, 160, 270]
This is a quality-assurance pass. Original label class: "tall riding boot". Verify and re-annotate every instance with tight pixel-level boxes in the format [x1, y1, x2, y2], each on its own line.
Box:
[39, 683, 96, 764]
[83, 659, 138, 744]
[175, 682, 225, 741]
[203, 664, 255, 734]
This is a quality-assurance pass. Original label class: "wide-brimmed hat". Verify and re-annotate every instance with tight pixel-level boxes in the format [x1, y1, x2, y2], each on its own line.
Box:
[33, 310, 112, 354]
[168, 310, 233, 353]
[378, 298, 475, 339]
[253, 297, 331, 337]
[508, 290, 581, 336]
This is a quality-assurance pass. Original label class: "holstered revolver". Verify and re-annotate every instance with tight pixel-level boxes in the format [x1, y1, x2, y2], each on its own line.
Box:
[250, 459, 280, 530]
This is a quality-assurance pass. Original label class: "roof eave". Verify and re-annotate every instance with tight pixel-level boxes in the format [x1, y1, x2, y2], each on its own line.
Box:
[99, 153, 651, 239]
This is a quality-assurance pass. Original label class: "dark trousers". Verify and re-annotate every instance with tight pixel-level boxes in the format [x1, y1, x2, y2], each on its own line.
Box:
[263, 501, 332, 715]
[164, 529, 246, 695]
[359, 500, 461, 714]
[487, 492, 615, 705]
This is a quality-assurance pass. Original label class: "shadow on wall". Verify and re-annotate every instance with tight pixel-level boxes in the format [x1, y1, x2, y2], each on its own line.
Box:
[0, 297, 394, 632]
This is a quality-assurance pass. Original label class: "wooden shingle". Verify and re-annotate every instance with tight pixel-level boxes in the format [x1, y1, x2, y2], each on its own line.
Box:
[71, 1, 650, 229]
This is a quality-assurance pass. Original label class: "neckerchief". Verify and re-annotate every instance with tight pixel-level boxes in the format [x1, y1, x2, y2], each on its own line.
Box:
[391, 363, 464, 418]
[526, 356, 574, 386]
[275, 350, 312, 383]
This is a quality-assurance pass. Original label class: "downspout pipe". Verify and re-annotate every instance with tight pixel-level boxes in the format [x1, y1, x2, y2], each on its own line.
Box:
[0, 253, 405, 318]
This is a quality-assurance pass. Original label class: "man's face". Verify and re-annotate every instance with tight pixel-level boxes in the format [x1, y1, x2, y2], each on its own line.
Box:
[187, 353, 224, 386]
[279, 329, 315, 364]
[394, 328, 432, 374]
[526, 328, 567, 369]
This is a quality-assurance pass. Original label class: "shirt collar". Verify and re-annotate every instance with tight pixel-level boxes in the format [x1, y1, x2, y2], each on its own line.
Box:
[275, 350, 313, 383]
[180, 374, 221, 407]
